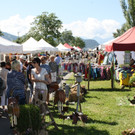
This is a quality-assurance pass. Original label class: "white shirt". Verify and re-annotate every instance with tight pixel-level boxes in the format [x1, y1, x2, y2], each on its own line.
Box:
[31, 68, 48, 90]
[0, 67, 8, 83]
[0, 67, 9, 90]
[19, 61, 23, 72]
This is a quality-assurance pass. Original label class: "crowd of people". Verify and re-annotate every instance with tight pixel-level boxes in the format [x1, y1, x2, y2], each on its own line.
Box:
[0, 54, 61, 107]
[0, 48, 122, 115]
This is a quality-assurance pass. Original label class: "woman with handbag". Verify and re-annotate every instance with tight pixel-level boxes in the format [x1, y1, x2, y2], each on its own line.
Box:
[6, 60, 26, 105]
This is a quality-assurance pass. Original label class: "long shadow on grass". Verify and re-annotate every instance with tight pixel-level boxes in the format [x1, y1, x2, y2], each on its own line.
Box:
[88, 118, 118, 126]
[84, 79, 111, 82]
[49, 106, 76, 116]
[89, 88, 131, 92]
[85, 95, 100, 99]
[48, 124, 109, 135]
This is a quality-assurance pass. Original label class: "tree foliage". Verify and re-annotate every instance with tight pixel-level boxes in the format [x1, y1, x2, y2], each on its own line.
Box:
[25, 12, 62, 46]
[15, 12, 85, 48]
[113, 0, 135, 37]
[59, 29, 75, 45]
[59, 29, 85, 48]
[72, 37, 85, 48]
[0, 30, 3, 36]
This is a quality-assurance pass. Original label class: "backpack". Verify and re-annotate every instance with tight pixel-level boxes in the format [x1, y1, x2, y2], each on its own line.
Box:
[0, 77, 6, 96]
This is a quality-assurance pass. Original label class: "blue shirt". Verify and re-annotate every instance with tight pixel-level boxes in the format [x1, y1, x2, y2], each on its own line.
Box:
[6, 70, 25, 99]
[54, 56, 62, 65]
[40, 64, 51, 74]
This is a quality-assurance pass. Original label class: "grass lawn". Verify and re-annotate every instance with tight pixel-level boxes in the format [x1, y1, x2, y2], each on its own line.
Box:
[46, 75, 135, 135]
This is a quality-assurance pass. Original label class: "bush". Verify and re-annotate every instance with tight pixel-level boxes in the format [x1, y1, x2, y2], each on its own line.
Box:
[17, 104, 41, 133]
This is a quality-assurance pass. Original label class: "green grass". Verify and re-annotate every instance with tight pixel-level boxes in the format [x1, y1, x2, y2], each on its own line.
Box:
[46, 77, 135, 135]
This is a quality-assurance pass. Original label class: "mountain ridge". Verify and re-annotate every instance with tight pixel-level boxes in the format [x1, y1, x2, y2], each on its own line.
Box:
[1, 32, 100, 49]
[2, 32, 18, 41]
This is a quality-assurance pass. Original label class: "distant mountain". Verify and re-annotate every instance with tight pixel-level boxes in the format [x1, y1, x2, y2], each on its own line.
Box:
[1, 31, 100, 50]
[93, 37, 113, 44]
[82, 39, 99, 49]
[2, 32, 18, 41]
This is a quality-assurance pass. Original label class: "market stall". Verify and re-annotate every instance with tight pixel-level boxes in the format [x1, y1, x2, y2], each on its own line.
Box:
[0, 36, 23, 61]
[38, 39, 58, 52]
[56, 43, 71, 52]
[105, 26, 135, 88]
[0, 36, 23, 54]
[22, 37, 41, 53]
[64, 43, 74, 50]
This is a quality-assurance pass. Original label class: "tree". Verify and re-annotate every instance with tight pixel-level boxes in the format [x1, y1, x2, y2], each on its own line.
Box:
[27, 12, 62, 46]
[113, 23, 129, 37]
[113, 0, 135, 37]
[0, 30, 3, 36]
[15, 34, 30, 44]
[72, 37, 85, 48]
[59, 29, 85, 48]
[59, 29, 75, 45]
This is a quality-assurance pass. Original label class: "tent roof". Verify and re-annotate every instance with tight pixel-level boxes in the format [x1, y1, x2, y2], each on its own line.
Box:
[64, 43, 73, 49]
[0, 36, 23, 54]
[56, 43, 70, 52]
[98, 38, 118, 50]
[105, 27, 135, 52]
[77, 46, 82, 50]
[22, 37, 41, 53]
[73, 46, 79, 51]
[38, 39, 58, 51]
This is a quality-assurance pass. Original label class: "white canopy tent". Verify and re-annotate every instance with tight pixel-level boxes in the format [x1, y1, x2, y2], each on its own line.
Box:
[73, 46, 80, 51]
[22, 37, 42, 53]
[56, 43, 70, 52]
[38, 39, 58, 52]
[0, 36, 23, 54]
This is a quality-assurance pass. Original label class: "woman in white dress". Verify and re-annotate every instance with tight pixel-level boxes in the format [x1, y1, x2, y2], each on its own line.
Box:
[31, 57, 51, 106]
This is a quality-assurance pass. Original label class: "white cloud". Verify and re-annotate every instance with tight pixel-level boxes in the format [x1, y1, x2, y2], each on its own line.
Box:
[62, 18, 121, 39]
[0, 14, 35, 36]
[0, 15, 121, 40]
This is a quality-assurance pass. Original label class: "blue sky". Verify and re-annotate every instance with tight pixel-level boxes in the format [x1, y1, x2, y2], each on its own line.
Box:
[0, 0, 126, 43]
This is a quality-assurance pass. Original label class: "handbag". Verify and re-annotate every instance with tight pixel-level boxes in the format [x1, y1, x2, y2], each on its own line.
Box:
[8, 88, 20, 117]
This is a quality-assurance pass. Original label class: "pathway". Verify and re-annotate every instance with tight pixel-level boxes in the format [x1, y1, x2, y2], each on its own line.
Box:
[0, 108, 13, 135]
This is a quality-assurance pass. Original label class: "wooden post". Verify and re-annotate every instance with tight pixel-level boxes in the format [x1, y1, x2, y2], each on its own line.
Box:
[111, 56, 114, 89]
[88, 62, 90, 91]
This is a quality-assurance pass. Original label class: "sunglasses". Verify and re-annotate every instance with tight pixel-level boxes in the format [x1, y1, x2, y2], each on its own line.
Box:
[32, 61, 37, 64]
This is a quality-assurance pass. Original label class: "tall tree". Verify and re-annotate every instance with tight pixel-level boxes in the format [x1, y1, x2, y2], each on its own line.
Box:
[72, 37, 85, 48]
[59, 29, 85, 48]
[113, 0, 135, 37]
[59, 29, 75, 45]
[27, 12, 62, 46]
